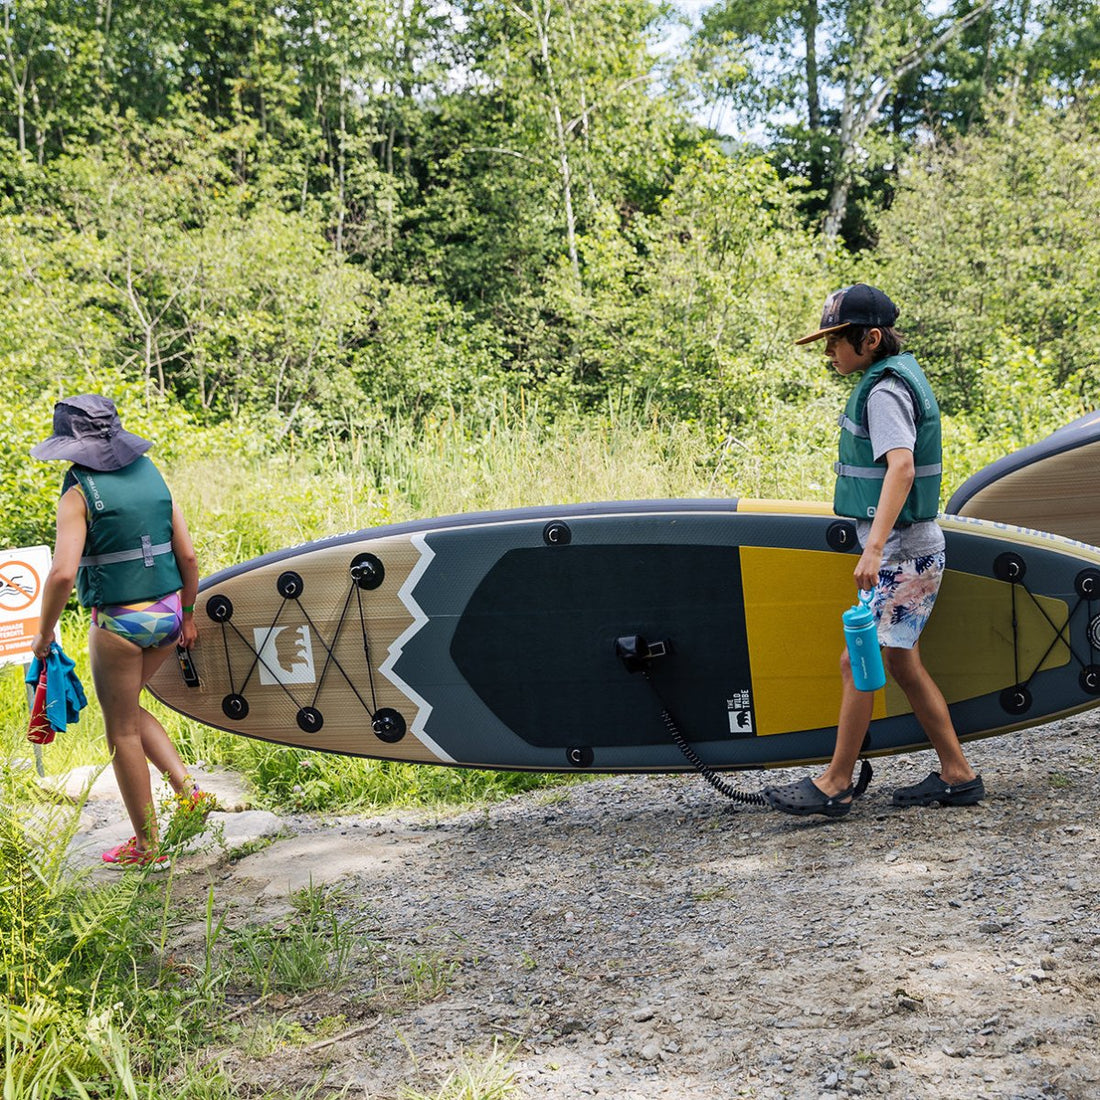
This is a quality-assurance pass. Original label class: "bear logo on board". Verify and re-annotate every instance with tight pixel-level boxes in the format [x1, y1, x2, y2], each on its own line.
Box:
[727, 689, 754, 735]
[255, 625, 317, 686]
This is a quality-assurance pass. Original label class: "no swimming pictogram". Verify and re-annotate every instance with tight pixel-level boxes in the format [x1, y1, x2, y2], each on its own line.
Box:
[0, 545, 54, 667]
[0, 560, 41, 613]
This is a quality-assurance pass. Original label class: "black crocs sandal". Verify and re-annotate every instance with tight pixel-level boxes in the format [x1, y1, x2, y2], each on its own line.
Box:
[892, 771, 985, 807]
[763, 777, 855, 818]
[764, 761, 873, 819]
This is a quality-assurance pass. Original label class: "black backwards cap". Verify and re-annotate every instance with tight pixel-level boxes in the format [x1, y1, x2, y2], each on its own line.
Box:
[795, 284, 899, 345]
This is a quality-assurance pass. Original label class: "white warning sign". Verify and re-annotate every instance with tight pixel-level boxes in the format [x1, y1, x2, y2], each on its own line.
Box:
[0, 545, 53, 667]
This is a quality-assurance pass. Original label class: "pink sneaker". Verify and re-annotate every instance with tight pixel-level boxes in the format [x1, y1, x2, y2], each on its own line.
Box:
[102, 837, 170, 870]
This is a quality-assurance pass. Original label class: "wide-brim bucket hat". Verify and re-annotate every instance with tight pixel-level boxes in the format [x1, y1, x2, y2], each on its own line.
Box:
[30, 394, 153, 472]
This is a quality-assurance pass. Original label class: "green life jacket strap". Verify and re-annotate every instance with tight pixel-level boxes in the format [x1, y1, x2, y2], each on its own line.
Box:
[79, 536, 174, 569]
[833, 461, 943, 480]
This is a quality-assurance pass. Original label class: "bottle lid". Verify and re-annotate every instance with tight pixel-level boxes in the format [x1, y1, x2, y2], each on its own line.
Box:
[843, 603, 875, 628]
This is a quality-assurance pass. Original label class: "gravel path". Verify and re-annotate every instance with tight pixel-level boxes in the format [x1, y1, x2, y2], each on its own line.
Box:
[185, 713, 1100, 1099]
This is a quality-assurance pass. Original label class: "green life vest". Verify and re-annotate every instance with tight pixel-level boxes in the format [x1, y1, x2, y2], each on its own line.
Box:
[68, 457, 183, 608]
[833, 353, 942, 524]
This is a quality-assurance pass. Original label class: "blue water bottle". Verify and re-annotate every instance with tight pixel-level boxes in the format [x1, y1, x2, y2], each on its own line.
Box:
[843, 589, 886, 692]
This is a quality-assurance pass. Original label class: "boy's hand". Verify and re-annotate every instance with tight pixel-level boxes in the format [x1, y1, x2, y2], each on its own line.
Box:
[854, 546, 883, 593]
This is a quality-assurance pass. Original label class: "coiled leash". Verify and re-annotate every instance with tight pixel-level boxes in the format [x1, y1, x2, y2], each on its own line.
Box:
[616, 634, 769, 806]
[616, 633, 873, 806]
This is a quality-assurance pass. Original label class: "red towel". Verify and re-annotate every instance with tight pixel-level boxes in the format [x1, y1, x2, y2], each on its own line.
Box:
[27, 666, 55, 745]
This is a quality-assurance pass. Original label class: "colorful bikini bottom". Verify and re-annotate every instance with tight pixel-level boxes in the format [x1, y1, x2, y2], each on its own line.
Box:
[92, 593, 183, 649]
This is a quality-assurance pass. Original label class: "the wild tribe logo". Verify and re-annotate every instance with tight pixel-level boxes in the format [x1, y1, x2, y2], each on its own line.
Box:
[254, 625, 317, 686]
[727, 689, 754, 735]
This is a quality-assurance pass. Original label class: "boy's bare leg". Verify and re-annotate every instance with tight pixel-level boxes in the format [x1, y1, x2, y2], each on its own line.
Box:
[884, 643, 976, 784]
[815, 650, 875, 797]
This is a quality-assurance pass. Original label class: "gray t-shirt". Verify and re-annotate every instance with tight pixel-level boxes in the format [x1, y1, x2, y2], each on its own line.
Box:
[854, 375, 945, 562]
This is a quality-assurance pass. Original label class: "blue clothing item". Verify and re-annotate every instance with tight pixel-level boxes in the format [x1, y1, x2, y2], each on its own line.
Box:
[25, 642, 88, 734]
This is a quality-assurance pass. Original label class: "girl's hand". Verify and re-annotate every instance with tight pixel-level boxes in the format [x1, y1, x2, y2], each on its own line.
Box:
[178, 616, 199, 650]
[31, 630, 54, 662]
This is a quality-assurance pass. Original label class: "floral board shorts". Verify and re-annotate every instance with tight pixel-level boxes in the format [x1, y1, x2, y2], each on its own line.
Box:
[869, 551, 946, 650]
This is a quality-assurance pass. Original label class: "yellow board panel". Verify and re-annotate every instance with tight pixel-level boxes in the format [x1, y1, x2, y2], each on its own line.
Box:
[739, 547, 884, 735]
[919, 571, 1070, 703]
[736, 499, 834, 517]
[740, 546, 1071, 737]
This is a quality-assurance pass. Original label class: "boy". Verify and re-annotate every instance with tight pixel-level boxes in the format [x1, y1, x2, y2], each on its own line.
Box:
[765, 284, 983, 818]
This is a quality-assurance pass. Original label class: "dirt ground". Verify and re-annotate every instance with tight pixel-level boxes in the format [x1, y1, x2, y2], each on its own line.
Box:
[173, 713, 1100, 1100]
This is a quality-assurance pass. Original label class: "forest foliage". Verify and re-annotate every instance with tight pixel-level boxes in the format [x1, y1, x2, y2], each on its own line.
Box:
[2, 0, 1098, 555]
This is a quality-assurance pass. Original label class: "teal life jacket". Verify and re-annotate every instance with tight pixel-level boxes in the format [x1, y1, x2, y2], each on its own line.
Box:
[833, 353, 942, 524]
[68, 457, 182, 608]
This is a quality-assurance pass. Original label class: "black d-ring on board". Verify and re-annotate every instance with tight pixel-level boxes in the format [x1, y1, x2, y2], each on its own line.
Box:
[1075, 568, 1100, 599]
[277, 571, 304, 599]
[567, 745, 594, 768]
[350, 553, 385, 590]
[994, 552, 1026, 584]
[1080, 667, 1100, 695]
[372, 708, 407, 742]
[999, 685, 1031, 715]
[297, 706, 324, 733]
[207, 594, 233, 622]
[826, 521, 858, 552]
[222, 693, 249, 721]
[543, 521, 571, 546]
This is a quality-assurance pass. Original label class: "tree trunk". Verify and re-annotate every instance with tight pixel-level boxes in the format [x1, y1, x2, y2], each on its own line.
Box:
[803, 0, 820, 132]
[336, 73, 347, 254]
[2, 5, 28, 156]
[821, 0, 993, 239]
[530, 0, 581, 281]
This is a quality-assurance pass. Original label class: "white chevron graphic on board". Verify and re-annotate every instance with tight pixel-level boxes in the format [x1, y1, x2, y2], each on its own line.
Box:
[378, 533, 455, 762]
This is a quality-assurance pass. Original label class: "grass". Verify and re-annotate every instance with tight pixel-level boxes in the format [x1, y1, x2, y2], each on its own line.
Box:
[226, 884, 365, 997]
[399, 1040, 519, 1100]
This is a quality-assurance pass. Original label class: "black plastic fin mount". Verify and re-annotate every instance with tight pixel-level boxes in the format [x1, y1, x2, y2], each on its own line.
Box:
[615, 634, 674, 673]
